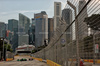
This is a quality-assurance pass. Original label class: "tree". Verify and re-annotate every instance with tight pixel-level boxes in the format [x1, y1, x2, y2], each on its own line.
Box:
[0, 38, 13, 52]
[84, 14, 100, 30]
[0, 39, 3, 51]
[83, 35, 93, 52]
[6, 44, 13, 52]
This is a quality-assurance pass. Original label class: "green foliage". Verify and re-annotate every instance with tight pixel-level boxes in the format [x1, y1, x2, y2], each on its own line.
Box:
[32, 50, 37, 53]
[4, 44, 11, 51]
[7, 44, 11, 51]
[32, 45, 47, 53]
[83, 34, 93, 41]
[61, 44, 65, 47]
[0, 38, 3, 51]
[83, 35, 93, 52]
[84, 14, 100, 30]
[84, 14, 100, 23]
[6, 44, 13, 52]
[32, 49, 38, 53]
[0, 38, 13, 52]
[38, 45, 46, 49]
[10, 49, 13, 52]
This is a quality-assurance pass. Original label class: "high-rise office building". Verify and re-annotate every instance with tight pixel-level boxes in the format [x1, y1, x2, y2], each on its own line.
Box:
[18, 13, 30, 46]
[11, 33, 18, 52]
[8, 19, 18, 40]
[78, 0, 88, 39]
[5, 24, 8, 30]
[8, 19, 18, 32]
[62, 8, 72, 25]
[8, 19, 18, 52]
[29, 18, 35, 45]
[48, 18, 54, 43]
[34, 11, 48, 47]
[54, 2, 61, 31]
[62, 8, 72, 41]
[0, 22, 6, 38]
[19, 13, 30, 34]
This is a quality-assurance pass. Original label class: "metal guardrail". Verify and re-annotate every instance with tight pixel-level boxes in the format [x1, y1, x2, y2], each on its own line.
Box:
[32, 57, 43, 62]
[6, 58, 13, 61]
[47, 60, 61, 66]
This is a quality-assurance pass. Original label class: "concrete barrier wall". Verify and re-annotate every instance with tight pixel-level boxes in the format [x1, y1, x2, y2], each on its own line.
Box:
[0, 51, 1, 60]
[6, 51, 14, 61]
[47, 60, 61, 66]
[6, 58, 13, 61]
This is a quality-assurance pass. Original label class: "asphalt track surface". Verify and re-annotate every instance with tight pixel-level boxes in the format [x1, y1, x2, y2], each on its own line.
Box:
[0, 56, 48, 66]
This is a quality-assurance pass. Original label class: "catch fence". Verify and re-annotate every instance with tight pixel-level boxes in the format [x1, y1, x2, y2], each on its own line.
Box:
[33, 0, 100, 66]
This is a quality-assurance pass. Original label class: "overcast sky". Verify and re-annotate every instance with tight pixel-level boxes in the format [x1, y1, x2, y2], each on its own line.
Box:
[0, 0, 66, 23]
[0, 0, 99, 23]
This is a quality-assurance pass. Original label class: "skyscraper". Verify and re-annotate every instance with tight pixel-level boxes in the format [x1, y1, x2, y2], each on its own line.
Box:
[8, 19, 18, 32]
[8, 19, 18, 52]
[34, 11, 48, 47]
[11, 33, 18, 52]
[62, 8, 72, 41]
[18, 13, 30, 46]
[29, 18, 35, 45]
[8, 19, 18, 40]
[5, 24, 8, 30]
[19, 13, 30, 34]
[78, 0, 88, 39]
[0, 22, 6, 38]
[32, 19, 35, 45]
[48, 18, 54, 43]
[62, 8, 72, 25]
[54, 2, 61, 31]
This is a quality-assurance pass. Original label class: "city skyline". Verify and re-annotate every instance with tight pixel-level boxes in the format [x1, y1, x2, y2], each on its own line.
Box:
[0, 0, 66, 23]
[0, 0, 99, 23]
[0, 0, 100, 66]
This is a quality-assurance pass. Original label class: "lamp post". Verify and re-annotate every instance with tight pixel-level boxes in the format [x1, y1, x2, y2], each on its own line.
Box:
[6, 40, 8, 61]
[67, 1, 80, 66]
[1, 38, 4, 61]
[92, 30, 99, 64]
[93, 30, 96, 64]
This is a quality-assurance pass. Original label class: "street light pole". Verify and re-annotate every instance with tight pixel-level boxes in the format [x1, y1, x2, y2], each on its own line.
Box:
[6, 40, 8, 61]
[2, 38, 4, 61]
[93, 30, 96, 64]
[67, 1, 80, 66]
